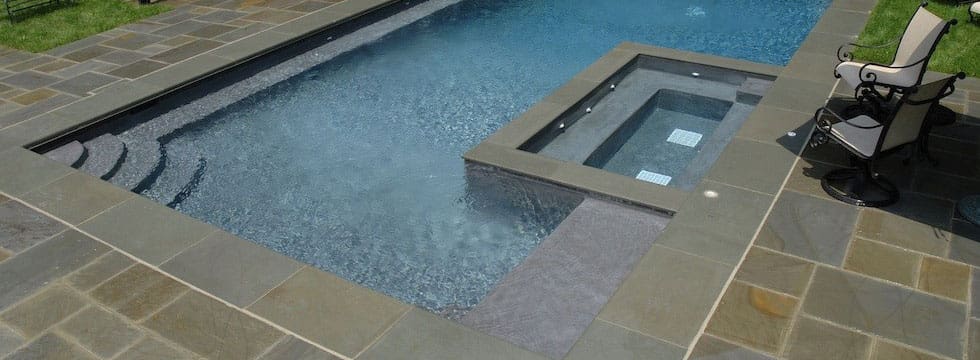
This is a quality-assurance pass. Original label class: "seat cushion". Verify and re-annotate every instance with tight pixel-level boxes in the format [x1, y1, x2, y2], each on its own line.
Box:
[972, 1, 979, 15]
[830, 115, 882, 158]
[836, 61, 919, 90]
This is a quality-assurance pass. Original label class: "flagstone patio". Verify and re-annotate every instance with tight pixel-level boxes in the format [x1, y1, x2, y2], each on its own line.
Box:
[0, 0, 978, 359]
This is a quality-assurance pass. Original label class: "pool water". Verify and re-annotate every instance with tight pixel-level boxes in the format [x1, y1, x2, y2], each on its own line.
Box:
[585, 90, 733, 185]
[87, 0, 826, 314]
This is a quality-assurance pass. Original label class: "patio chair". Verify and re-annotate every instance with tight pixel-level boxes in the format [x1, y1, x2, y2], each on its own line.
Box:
[3, 0, 69, 22]
[834, 3, 957, 111]
[966, 1, 979, 22]
[809, 72, 965, 207]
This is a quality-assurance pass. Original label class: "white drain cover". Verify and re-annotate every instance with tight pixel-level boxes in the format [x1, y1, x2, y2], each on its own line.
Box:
[637, 170, 672, 185]
[666, 129, 703, 147]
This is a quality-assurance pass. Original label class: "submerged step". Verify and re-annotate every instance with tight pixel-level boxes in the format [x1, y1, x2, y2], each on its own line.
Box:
[79, 134, 127, 180]
[736, 77, 772, 105]
[108, 137, 161, 191]
[460, 198, 670, 359]
[142, 145, 206, 207]
[44, 140, 86, 168]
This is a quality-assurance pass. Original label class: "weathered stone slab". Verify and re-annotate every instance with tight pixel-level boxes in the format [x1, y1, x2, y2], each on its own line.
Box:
[0, 230, 108, 310]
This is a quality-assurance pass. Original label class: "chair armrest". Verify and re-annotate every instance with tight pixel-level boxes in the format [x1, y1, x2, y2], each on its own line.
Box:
[813, 107, 882, 133]
[853, 55, 929, 88]
[837, 35, 903, 63]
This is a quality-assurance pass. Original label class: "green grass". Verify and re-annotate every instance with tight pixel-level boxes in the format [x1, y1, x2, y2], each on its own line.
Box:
[0, 0, 170, 52]
[852, 0, 980, 77]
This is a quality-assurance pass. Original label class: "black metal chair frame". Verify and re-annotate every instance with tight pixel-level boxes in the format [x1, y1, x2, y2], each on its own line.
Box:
[3, 0, 70, 23]
[835, 2, 957, 115]
[810, 73, 965, 207]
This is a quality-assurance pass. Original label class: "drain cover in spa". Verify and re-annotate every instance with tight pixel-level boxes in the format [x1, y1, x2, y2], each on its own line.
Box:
[636, 170, 671, 185]
[666, 129, 703, 148]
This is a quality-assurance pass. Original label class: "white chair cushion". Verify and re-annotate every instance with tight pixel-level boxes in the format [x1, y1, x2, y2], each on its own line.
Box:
[830, 115, 883, 158]
[972, 2, 979, 14]
[836, 61, 920, 90]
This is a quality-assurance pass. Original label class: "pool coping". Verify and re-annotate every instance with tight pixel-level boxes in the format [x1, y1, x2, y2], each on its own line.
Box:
[463, 43, 783, 214]
[0, 0, 882, 359]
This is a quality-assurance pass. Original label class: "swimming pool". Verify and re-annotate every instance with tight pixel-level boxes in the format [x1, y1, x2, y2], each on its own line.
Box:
[44, 0, 828, 315]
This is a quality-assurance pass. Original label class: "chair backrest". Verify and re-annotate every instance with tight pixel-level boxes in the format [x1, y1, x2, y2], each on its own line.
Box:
[878, 75, 960, 152]
[891, 3, 955, 70]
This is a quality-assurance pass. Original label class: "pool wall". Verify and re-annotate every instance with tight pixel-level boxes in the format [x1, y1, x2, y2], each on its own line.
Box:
[0, 0, 882, 358]
[463, 43, 783, 213]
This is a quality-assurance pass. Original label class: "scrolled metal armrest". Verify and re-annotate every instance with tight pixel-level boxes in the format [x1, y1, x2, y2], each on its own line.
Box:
[836, 35, 903, 63]
[813, 107, 882, 132]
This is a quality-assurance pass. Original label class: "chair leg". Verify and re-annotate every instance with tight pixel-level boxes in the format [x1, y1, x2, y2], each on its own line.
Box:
[908, 134, 939, 166]
[821, 160, 899, 207]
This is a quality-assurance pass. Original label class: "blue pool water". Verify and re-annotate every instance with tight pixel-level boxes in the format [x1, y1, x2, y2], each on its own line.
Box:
[143, 0, 828, 314]
[585, 90, 733, 185]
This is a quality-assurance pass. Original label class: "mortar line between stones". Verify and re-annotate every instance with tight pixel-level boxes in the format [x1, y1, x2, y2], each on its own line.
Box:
[651, 243, 738, 269]
[962, 268, 973, 360]
[776, 259, 819, 357]
[353, 305, 412, 359]
[244, 265, 304, 309]
[595, 317, 688, 350]
[154, 227, 220, 267]
[729, 278, 800, 301]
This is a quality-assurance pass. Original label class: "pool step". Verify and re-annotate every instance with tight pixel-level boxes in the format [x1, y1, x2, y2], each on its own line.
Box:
[44, 140, 86, 168]
[79, 134, 127, 180]
[461, 198, 670, 358]
[736, 77, 772, 105]
[108, 137, 162, 191]
[142, 146, 206, 207]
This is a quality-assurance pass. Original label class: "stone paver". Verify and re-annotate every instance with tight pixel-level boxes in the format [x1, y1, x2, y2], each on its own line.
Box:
[58, 306, 143, 358]
[65, 251, 134, 291]
[359, 309, 543, 360]
[260, 336, 340, 360]
[783, 316, 870, 360]
[161, 230, 302, 307]
[21, 172, 133, 224]
[600, 245, 733, 347]
[0, 285, 86, 337]
[80, 196, 216, 265]
[565, 320, 685, 360]
[90, 264, 188, 321]
[843, 237, 920, 287]
[870, 341, 944, 360]
[107, 59, 168, 79]
[0, 324, 23, 358]
[0, 198, 65, 253]
[114, 337, 198, 360]
[5, 333, 96, 360]
[917, 257, 970, 301]
[249, 267, 409, 358]
[144, 290, 283, 360]
[689, 335, 775, 360]
[48, 72, 119, 96]
[706, 281, 798, 354]
[735, 246, 814, 297]
[756, 190, 858, 266]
